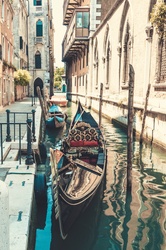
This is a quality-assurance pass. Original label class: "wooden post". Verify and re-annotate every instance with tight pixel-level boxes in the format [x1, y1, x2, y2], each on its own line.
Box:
[140, 83, 151, 144]
[37, 86, 47, 121]
[32, 109, 36, 142]
[6, 110, 11, 142]
[25, 118, 34, 165]
[42, 87, 48, 115]
[127, 64, 135, 192]
[99, 83, 103, 127]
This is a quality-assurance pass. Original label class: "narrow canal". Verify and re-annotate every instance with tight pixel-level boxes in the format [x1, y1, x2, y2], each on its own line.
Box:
[35, 102, 166, 250]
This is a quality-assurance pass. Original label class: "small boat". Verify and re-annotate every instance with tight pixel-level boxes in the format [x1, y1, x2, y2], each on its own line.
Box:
[50, 101, 107, 239]
[46, 104, 67, 129]
[49, 93, 68, 107]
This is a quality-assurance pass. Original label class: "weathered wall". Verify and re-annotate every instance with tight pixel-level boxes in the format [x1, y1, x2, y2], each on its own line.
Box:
[68, 0, 166, 150]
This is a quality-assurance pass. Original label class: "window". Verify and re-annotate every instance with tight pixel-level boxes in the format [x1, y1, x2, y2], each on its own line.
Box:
[34, 0, 42, 6]
[122, 22, 131, 85]
[76, 11, 89, 37]
[2, 37, 5, 59]
[8, 43, 10, 63]
[36, 20, 43, 36]
[76, 12, 89, 28]
[35, 51, 41, 69]
[2, 0, 4, 21]
[0, 45, 2, 60]
[106, 44, 111, 88]
[155, 38, 166, 84]
[7, 9, 9, 28]
[20, 36, 23, 49]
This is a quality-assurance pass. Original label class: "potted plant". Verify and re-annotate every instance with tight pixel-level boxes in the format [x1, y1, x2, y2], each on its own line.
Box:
[150, 0, 166, 37]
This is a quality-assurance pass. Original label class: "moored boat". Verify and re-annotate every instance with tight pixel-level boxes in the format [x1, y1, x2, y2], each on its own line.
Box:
[50, 101, 107, 239]
[49, 93, 68, 107]
[46, 104, 67, 129]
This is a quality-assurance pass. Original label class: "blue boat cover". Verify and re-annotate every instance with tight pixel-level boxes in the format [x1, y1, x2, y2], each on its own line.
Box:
[49, 104, 60, 113]
[55, 116, 64, 123]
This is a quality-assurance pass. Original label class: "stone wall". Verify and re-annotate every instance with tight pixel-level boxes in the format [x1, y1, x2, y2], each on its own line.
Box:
[68, 0, 166, 150]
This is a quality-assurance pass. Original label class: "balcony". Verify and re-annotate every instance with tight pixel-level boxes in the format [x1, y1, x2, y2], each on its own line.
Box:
[63, 0, 81, 25]
[62, 8, 89, 61]
[36, 6, 43, 12]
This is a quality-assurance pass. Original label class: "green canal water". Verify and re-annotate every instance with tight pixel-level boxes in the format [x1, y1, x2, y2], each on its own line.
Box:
[35, 102, 166, 250]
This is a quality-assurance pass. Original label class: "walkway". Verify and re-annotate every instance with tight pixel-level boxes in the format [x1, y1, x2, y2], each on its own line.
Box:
[0, 97, 42, 250]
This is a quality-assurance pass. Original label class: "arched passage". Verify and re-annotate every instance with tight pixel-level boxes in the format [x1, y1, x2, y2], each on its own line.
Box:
[34, 77, 43, 96]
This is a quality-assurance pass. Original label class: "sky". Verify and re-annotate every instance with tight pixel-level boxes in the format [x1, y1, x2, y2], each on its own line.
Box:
[52, 1, 66, 68]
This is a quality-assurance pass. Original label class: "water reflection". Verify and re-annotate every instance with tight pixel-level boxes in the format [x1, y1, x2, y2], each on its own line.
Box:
[101, 118, 166, 250]
[35, 102, 166, 250]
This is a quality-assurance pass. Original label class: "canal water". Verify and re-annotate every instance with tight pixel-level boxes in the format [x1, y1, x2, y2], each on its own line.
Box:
[35, 102, 166, 250]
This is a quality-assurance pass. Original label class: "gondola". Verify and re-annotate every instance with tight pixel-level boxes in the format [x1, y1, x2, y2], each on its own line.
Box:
[46, 104, 67, 129]
[49, 93, 68, 107]
[50, 101, 106, 239]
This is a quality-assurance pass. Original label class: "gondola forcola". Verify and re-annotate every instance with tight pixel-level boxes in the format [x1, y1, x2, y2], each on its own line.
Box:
[46, 104, 67, 129]
[50, 101, 107, 239]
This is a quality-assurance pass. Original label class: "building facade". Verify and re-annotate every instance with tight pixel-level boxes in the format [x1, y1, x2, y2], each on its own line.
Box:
[62, 0, 90, 97]
[13, 0, 29, 100]
[1, 0, 15, 107]
[0, 0, 54, 109]
[63, 0, 166, 149]
[28, 0, 54, 97]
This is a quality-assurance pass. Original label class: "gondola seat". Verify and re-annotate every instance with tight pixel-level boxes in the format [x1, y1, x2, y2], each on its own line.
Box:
[68, 125, 99, 147]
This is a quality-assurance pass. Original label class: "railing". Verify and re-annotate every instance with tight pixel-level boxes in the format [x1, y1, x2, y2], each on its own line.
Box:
[0, 110, 36, 165]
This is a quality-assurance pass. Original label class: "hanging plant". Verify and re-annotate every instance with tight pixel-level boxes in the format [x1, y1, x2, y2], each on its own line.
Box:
[14, 69, 31, 86]
[150, 1, 166, 37]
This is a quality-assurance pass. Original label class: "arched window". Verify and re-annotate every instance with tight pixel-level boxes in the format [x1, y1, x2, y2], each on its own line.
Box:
[94, 39, 99, 89]
[36, 20, 43, 36]
[35, 51, 41, 69]
[106, 42, 111, 88]
[155, 37, 166, 84]
[122, 22, 131, 85]
[103, 24, 111, 89]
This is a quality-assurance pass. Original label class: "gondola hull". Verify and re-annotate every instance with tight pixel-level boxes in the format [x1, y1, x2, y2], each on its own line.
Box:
[49, 94, 68, 107]
[50, 101, 106, 239]
[46, 104, 66, 129]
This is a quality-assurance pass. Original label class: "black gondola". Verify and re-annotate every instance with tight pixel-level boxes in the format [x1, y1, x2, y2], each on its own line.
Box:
[50, 101, 106, 239]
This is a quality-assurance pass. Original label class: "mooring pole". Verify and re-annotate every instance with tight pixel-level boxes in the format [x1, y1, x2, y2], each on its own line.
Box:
[99, 83, 103, 127]
[32, 109, 36, 142]
[31, 95, 33, 106]
[25, 118, 34, 165]
[127, 64, 135, 192]
[140, 83, 151, 144]
[6, 110, 11, 142]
